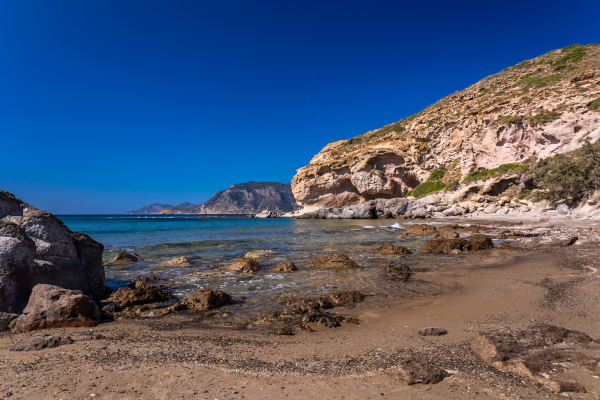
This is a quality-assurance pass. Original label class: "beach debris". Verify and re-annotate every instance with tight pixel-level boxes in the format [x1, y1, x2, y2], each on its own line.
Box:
[273, 261, 297, 272]
[385, 264, 412, 281]
[470, 324, 598, 393]
[11, 284, 100, 332]
[244, 250, 272, 259]
[226, 257, 260, 272]
[106, 252, 144, 265]
[10, 334, 74, 351]
[312, 254, 358, 269]
[385, 359, 450, 385]
[418, 327, 447, 336]
[163, 255, 192, 266]
[184, 288, 231, 311]
[376, 243, 412, 255]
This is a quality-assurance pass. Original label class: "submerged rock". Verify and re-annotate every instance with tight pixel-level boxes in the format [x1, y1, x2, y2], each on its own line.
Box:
[470, 324, 597, 393]
[10, 334, 74, 351]
[106, 252, 144, 265]
[227, 258, 260, 273]
[184, 288, 231, 311]
[376, 243, 412, 255]
[385, 264, 412, 281]
[312, 254, 358, 269]
[163, 256, 191, 266]
[385, 359, 450, 385]
[273, 261, 297, 272]
[11, 284, 100, 331]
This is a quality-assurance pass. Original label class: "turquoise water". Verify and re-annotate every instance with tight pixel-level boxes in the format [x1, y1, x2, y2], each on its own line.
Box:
[59, 215, 448, 316]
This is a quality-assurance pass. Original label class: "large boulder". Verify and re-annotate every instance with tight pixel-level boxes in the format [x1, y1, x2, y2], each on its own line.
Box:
[10, 284, 101, 331]
[0, 190, 105, 313]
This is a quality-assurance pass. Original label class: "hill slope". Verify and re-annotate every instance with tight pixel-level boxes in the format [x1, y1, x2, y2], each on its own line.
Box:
[291, 44, 600, 208]
[155, 182, 298, 214]
[125, 203, 173, 215]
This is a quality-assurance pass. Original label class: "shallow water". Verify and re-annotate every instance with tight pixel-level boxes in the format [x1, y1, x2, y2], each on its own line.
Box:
[60, 215, 465, 317]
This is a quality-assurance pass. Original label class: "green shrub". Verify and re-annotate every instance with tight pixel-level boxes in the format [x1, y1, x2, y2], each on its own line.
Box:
[405, 190, 414, 197]
[517, 189, 532, 200]
[462, 163, 527, 183]
[553, 45, 587, 70]
[515, 74, 562, 89]
[523, 98, 533, 104]
[528, 111, 561, 126]
[427, 167, 447, 182]
[494, 115, 526, 126]
[589, 98, 600, 111]
[411, 180, 448, 198]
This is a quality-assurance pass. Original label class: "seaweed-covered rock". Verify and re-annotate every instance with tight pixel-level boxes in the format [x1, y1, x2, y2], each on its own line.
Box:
[376, 244, 412, 255]
[227, 258, 260, 273]
[273, 261, 297, 272]
[312, 254, 358, 269]
[386, 264, 412, 281]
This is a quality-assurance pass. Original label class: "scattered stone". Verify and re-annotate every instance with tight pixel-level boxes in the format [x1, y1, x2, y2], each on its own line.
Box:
[312, 254, 358, 269]
[227, 258, 260, 273]
[184, 288, 231, 311]
[11, 284, 100, 331]
[244, 250, 272, 259]
[105, 252, 144, 265]
[103, 286, 172, 312]
[385, 264, 412, 281]
[419, 327, 447, 336]
[10, 335, 73, 351]
[376, 244, 412, 255]
[163, 256, 191, 266]
[470, 324, 597, 393]
[273, 261, 297, 272]
[385, 359, 450, 385]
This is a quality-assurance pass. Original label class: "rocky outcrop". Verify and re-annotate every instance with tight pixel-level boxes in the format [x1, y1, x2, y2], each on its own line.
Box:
[0, 190, 105, 313]
[10, 284, 101, 331]
[155, 182, 299, 215]
[292, 44, 600, 209]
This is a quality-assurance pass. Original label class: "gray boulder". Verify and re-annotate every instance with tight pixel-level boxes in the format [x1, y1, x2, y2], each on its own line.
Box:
[0, 190, 104, 313]
[556, 204, 570, 215]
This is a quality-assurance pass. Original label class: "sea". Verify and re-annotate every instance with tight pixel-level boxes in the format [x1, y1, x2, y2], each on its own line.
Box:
[58, 215, 453, 317]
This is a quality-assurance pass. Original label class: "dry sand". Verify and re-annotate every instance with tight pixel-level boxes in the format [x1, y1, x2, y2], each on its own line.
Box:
[2, 217, 600, 399]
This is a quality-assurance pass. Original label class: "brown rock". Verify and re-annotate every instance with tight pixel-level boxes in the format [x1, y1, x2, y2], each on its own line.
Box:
[10, 284, 100, 332]
[467, 234, 494, 250]
[184, 288, 231, 311]
[470, 324, 596, 393]
[419, 327, 447, 336]
[104, 286, 172, 312]
[0, 312, 18, 332]
[163, 256, 191, 266]
[385, 264, 412, 281]
[10, 334, 73, 351]
[385, 359, 450, 385]
[312, 254, 358, 269]
[420, 238, 469, 254]
[404, 224, 437, 234]
[106, 252, 144, 265]
[429, 230, 459, 239]
[273, 261, 298, 272]
[277, 297, 331, 312]
[244, 250, 272, 259]
[376, 244, 412, 255]
[128, 275, 161, 289]
[227, 258, 260, 273]
[326, 291, 364, 305]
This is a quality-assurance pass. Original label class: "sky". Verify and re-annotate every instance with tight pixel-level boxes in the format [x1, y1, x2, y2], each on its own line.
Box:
[1, 0, 598, 214]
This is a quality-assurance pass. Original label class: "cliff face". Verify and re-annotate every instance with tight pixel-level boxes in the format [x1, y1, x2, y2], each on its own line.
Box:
[292, 44, 600, 209]
[155, 182, 298, 215]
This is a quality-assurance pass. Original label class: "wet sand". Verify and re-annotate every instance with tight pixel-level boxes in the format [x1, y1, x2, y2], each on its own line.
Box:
[2, 217, 600, 399]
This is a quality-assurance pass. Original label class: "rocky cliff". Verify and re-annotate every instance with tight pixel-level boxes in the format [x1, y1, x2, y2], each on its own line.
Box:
[292, 44, 600, 209]
[0, 190, 105, 313]
[155, 182, 299, 214]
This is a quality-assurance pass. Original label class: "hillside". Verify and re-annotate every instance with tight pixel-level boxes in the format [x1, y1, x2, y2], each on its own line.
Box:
[155, 182, 298, 214]
[125, 203, 173, 215]
[291, 44, 600, 209]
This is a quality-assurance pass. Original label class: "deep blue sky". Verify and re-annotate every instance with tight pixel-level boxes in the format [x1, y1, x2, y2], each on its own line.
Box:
[1, 0, 598, 214]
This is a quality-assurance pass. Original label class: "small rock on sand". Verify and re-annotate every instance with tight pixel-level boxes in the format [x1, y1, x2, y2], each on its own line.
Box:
[385, 359, 450, 385]
[376, 244, 412, 255]
[419, 327, 447, 336]
[10, 335, 74, 351]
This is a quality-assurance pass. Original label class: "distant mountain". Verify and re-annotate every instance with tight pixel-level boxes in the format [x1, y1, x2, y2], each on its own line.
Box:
[124, 203, 173, 215]
[155, 182, 299, 215]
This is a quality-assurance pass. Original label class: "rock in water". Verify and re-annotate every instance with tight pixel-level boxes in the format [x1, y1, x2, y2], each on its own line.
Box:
[163, 256, 191, 266]
[273, 261, 297, 272]
[420, 234, 494, 254]
[184, 288, 231, 311]
[103, 286, 172, 312]
[312, 254, 358, 269]
[385, 264, 412, 281]
[326, 291, 363, 305]
[11, 284, 101, 331]
[419, 327, 448, 336]
[0, 190, 105, 313]
[376, 243, 412, 255]
[10, 335, 73, 351]
[227, 258, 260, 273]
[105, 252, 144, 265]
[385, 359, 450, 385]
